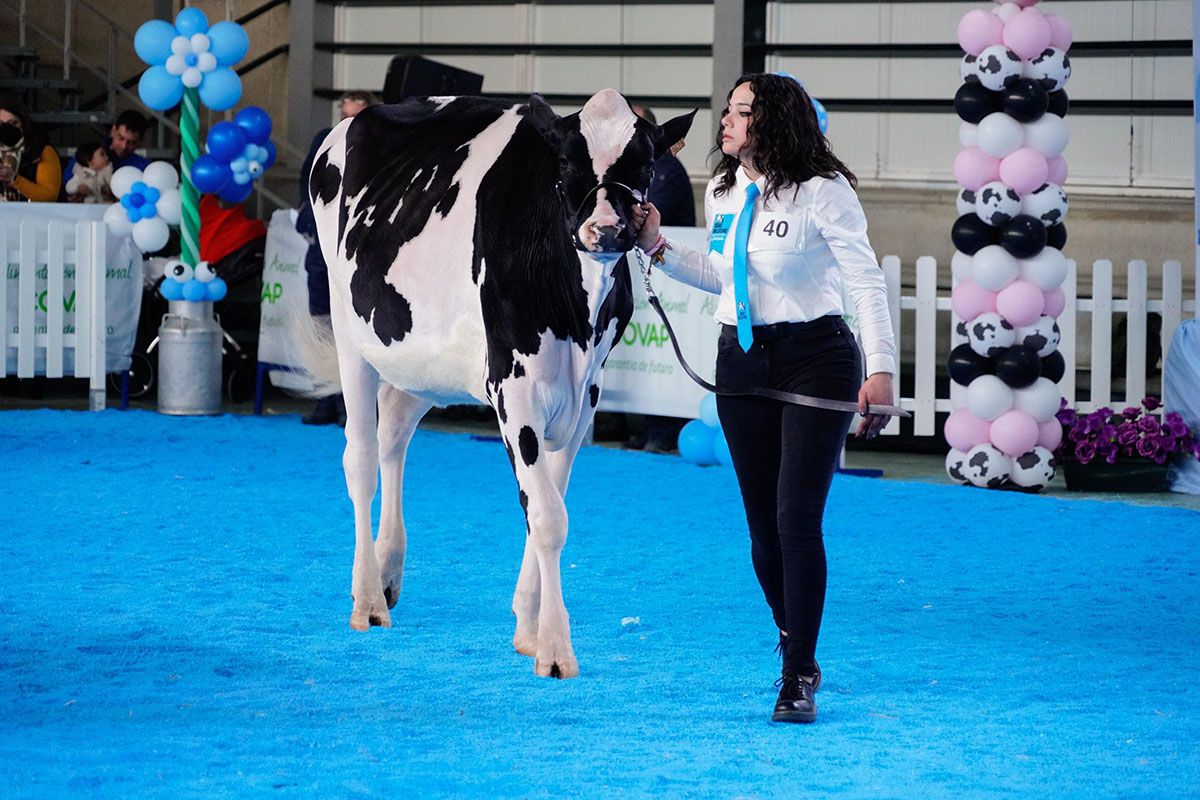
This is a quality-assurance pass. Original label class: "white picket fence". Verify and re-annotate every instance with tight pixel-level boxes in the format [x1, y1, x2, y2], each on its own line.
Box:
[1, 218, 108, 410]
[879, 255, 1198, 437]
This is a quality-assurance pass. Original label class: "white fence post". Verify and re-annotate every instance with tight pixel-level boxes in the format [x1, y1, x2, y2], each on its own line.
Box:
[1090, 259, 1114, 410]
[46, 220, 65, 379]
[881, 255, 902, 436]
[913, 256, 937, 436]
[1125, 259, 1148, 406]
[1162, 260, 1183, 367]
[1060, 259, 1078, 410]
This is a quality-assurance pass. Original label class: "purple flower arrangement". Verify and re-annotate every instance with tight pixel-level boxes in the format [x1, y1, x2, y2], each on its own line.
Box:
[1056, 396, 1200, 466]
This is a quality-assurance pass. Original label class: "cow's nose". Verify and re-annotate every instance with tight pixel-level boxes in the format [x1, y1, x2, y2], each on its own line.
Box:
[595, 224, 625, 250]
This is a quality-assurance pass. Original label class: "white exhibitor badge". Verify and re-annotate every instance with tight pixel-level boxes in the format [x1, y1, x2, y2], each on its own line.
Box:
[747, 212, 802, 252]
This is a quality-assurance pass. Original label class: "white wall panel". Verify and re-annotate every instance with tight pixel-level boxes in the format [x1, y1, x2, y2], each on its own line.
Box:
[770, 55, 882, 98]
[623, 5, 713, 44]
[879, 113, 958, 181]
[1047, 2, 1134, 42]
[771, 3, 883, 45]
[622, 57, 712, 97]
[1060, 115, 1134, 185]
[421, 6, 528, 44]
[1133, 116, 1193, 189]
[1151, 0, 1190, 38]
[825, 112, 883, 181]
[535, 5, 622, 44]
[887, 2, 968, 45]
[534, 57, 623, 94]
[338, 7, 422, 44]
[886, 57, 960, 99]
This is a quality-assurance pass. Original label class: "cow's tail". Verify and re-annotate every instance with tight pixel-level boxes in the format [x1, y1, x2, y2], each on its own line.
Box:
[286, 299, 342, 396]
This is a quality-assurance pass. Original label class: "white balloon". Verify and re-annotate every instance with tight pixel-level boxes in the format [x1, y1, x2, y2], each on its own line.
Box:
[166, 259, 193, 282]
[968, 311, 1017, 358]
[951, 251, 974, 282]
[959, 122, 979, 150]
[1015, 315, 1062, 358]
[194, 261, 217, 283]
[156, 188, 182, 225]
[103, 202, 133, 237]
[132, 217, 169, 253]
[967, 374, 1015, 421]
[110, 166, 143, 199]
[945, 448, 971, 484]
[972, 245, 1021, 291]
[974, 44, 1023, 92]
[1013, 377, 1062, 422]
[949, 380, 969, 410]
[992, 3, 1021, 23]
[142, 161, 180, 193]
[976, 112, 1024, 159]
[1023, 114, 1069, 158]
[1009, 445, 1057, 490]
[1024, 47, 1071, 92]
[957, 187, 977, 216]
[1021, 183, 1068, 227]
[974, 181, 1022, 227]
[1018, 247, 1068, 290]
[962, 443, 1013, 488]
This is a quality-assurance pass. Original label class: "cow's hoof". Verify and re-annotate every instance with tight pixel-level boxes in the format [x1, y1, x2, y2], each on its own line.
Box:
[383, 584, 400, 609]
[513, 629, 538, 657]
[535, 657, 578, 679]
[349, 607, 391, 631]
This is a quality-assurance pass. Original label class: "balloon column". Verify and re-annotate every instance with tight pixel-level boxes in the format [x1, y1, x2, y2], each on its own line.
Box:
[947, 0, 1072, 491]
[102, 162, 182, 253]
[191, 108, 277, 204]
[677, 394, 734, 467]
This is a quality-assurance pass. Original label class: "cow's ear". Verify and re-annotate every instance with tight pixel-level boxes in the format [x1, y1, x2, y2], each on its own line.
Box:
[654, 109, 698, 158]
[526, 93, 564, 147]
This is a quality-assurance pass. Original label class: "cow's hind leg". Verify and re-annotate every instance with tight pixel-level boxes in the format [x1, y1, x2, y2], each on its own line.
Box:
[335, 331, 388, 631]
[375, 385, 433, 609]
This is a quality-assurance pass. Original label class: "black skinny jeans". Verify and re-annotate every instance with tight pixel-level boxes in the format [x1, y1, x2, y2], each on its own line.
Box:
[715, 314, 862, 676]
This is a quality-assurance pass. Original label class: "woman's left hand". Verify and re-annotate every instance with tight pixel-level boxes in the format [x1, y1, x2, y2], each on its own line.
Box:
[855, 372, 894, 440]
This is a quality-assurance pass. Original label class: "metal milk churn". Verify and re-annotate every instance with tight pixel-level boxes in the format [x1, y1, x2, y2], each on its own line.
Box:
[156, 300, 223, 415]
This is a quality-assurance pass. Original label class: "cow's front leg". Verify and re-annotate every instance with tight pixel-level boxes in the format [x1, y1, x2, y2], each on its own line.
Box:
[511, 541, 540, 657]
[375, 385, 433, 609]
[504, 424, 577, 678]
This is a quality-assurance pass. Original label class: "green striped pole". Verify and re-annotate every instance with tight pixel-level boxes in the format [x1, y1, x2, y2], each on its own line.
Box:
[179, 87, 201, 268]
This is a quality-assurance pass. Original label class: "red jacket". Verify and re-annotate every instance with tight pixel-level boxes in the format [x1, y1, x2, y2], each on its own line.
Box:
[199, 194, 267, 264]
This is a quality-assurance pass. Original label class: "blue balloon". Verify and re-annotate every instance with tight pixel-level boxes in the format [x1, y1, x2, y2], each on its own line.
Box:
[205, 122, 247, 162]
[677, 419, 717, 465]
[714, 429, 733, 466]
[138, 64, 183, 111]
[206, 277, 228, 302]
[699, 393, 719, 428]
[124, 206, 139, 223]
[233, 106, 272, 144]
[813, 98, 829, 135]
[144, 186, 161, 203]
[207, 20, 249, 65]
[174, 7, 209, 37]
[260, 141, 276, 171]
[191, 153, 231, 194]
[182, 279, 208, 302]
[120, 194, 134, 208]
[198, 67, 242, 112]
[218, 179, 253, 204]
[134, 19, 176, 65]
[159, 279, 183, 301]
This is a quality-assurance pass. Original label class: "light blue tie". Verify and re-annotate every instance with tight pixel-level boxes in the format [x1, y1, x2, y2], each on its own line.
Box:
[732, 181, 760, 352]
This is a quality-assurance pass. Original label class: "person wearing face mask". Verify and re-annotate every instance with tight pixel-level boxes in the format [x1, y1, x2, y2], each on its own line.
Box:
[0, 94, 62, 203]
[632, 73, 897, 724]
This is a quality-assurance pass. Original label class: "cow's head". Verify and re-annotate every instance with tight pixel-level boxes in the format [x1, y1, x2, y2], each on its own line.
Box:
[527, 89, 695, 256]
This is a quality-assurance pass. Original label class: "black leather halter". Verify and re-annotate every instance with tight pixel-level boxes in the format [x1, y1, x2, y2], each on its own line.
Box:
[557, 179, 648, 250]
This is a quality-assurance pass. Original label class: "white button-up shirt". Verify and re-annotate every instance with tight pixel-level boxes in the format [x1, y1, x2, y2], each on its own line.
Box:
[659, 167, 898, 377]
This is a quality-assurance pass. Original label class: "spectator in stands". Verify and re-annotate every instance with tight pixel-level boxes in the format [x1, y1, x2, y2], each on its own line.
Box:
[64, 141, 113, 204]
[294, 90, 379, 426]
[64, 109, 150, 201]
[0, 93, 62, 203]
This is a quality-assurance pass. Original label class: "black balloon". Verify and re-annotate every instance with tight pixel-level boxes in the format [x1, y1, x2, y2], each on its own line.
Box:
[1040, 350, 1066, 383]
[952, 213, 1001, 255]
[1047, 89, 1069, 118]
[996, 344, 1042, 388]
[1046, 222, 1067, 249]
[1002, 78, 1049, 123]
[1001, 214, 1049, 259]
[948, 343, 995, 386]
[955, 81, 1002, 124]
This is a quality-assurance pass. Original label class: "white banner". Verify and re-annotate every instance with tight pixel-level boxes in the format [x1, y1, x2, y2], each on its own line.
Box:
[257, 208, 316, 392]
[1, 203, 141, 374]
[598, 226, 718, 419]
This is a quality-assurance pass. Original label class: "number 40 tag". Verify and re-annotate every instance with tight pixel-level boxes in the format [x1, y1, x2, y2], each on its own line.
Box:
[748, 212, 801, 251]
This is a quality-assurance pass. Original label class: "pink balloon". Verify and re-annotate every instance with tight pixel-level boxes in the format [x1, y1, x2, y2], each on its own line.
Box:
[958, 10, 1005, 56]
[996, 279, 1046, 327]
[954, 147, 1002, 192]
[999, 147, 1050, 196]
[1043, 286, 1066, 317]
[951, 280, 999, 321]
[945, 409, 993, 452]
[997, 0, 1040, 8]
[1003, 8, 1054, 61]
[1037, 419, 1063, 451]
[1045, 13, 1073, 51]
[1046, 156, 1068, 186]
[990, 409, 1040, 457]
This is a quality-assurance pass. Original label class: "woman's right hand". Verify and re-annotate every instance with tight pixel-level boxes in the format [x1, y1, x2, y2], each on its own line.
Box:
[633, 201, 661, 250]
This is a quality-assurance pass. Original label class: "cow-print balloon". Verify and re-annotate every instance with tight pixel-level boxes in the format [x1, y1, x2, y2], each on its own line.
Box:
[1024, 48, 1072, 92]
[1020, 183, 1069, 227]
[968, 311, 1016, 358]
[962, 443, 1013, 488]
[1014, 315, 1061, 357]
[975, 181, 1022, 227]
[957, 187, 978, 216]
[1009, 445, 1057, 490]
[960, 53, 980, 84]
[975, 45, 1023, 92]
[945, 448, 971, 485]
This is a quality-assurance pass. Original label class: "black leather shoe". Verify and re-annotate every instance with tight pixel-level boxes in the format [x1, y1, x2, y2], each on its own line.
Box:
[775, 633, 821, 693]
[772, 673, 817, 724]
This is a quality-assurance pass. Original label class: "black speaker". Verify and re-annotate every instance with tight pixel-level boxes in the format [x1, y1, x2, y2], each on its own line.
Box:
[381, 56, 484, 103]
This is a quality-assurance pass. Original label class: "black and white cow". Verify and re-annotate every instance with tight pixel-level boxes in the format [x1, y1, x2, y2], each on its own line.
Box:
[305, 89, 694, 678]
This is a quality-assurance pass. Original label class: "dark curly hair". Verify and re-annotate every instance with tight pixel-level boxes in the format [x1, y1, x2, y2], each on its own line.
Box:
[711, 73, 856, 201]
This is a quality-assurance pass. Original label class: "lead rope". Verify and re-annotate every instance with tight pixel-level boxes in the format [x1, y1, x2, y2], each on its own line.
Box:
[631, 245, 910, 419]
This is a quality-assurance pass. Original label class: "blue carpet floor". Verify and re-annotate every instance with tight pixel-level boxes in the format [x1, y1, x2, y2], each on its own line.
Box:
[0, 409, 1197, 799]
